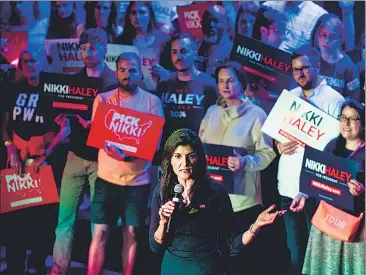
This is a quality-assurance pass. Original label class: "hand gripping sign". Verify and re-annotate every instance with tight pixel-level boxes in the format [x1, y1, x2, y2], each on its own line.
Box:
[0, 165, 59, 213]
[87, 103, 165, 161]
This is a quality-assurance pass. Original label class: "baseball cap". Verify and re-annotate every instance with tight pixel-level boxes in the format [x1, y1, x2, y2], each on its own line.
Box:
[79, 27, 108, 46]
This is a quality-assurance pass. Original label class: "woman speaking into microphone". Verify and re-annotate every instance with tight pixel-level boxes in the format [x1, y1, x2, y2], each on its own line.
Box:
[149, 128, 286, 275]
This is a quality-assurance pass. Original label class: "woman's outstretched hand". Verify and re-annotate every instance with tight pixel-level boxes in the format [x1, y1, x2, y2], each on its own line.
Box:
[254, 204, 287, 229]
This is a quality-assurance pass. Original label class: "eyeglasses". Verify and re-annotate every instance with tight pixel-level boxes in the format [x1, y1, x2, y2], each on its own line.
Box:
[292, 66, 311, 75]
[338, 115, 361, 124]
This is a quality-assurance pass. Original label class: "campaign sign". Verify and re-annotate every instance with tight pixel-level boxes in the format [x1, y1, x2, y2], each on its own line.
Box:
[203, 143, 243, 193]
[0, 166, 59, 213]
[177, 3, 213, 39]
[87, 103, 165, 161]
[106, 44, 159, 91]
[230, 34, 292, 94]
[0, 31, 28, 65]
[45, 38, 84, 74]
[261, 90, 340, 151]
[300, 147, 359, 211]
[39, 72, 102, 117]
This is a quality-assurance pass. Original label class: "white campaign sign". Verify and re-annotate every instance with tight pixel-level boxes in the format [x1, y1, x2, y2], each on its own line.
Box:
[45, 38, 83, 74]
[261, 90, 340, 151]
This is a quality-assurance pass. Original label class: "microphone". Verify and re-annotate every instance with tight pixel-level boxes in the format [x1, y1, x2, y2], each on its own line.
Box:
[166, 184, 184, 234]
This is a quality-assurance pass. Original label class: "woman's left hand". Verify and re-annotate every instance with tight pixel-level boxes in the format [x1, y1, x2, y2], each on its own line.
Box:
[348, 179, 365, 196]
[227, 150, 246, 172]
[254, 204, 287, 229]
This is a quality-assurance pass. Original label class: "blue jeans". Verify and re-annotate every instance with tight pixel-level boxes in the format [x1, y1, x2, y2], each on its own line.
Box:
[51, 152, 97, 274]
[281, 196, 316, 275]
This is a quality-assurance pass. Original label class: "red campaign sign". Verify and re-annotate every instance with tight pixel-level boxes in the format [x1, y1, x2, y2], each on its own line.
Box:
[177, 3, 212, 39]
[0, 165, 59, 213]
[0, 31, 28, 65]
[87, 103, 165, 161]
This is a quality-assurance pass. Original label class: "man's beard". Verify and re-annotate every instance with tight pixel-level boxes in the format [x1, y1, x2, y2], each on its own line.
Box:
[120, 82, 137, 92]
[298, 79, 313, 90]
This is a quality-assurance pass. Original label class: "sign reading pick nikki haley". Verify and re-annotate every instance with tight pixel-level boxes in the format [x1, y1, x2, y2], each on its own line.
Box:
[87, 103, 165, 161]
[230, 34, 293, 94]
[300, 147, 359, 211]
[203, 143, 243, 193]
[39, 72, 102, 117]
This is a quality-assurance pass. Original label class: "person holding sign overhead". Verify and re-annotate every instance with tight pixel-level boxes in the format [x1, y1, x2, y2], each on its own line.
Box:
[87, 52, 164, 275]
[275, 47, 344, 275]
[199, 61, 276, 275]
[149, 128, 285, 275]
[291, 99, 365, 275]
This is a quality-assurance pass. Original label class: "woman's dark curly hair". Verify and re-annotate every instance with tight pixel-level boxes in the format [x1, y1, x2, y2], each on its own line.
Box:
[159, 129, 209, 203]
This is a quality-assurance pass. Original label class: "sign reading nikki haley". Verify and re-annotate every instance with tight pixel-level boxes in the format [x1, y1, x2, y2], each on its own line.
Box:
[300, 147, 359, 211]
[230, 34, 293, 94]
[87, 103, 165, 161]
[39, 72, 102, 116]
[261, 90, 340, 151]
[203, 143, 243, 193]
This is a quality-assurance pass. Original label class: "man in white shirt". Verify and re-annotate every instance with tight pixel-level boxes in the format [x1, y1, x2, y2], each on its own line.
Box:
[276, 47, 344, 275]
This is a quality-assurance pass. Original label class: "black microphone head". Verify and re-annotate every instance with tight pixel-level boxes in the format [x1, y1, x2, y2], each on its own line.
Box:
[174, 184, 184, 194]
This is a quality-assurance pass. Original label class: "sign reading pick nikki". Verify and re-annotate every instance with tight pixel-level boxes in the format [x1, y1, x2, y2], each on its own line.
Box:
[177, 3, 213, 38]
[230, 34, 293, 94]
[261, 90, 340, 151]
[203, 143, 243, 193]
[87, 103, 165, 161]
[300, 147, 359, 211]
[39, 72, 102, 116]
[0, 166, 59, 213]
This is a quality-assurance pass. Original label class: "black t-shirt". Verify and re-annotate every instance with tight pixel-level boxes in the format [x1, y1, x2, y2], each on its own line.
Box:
[156, 72, 218, 146]
[68, 66, 118, 161]
[4, 80, 56, 141]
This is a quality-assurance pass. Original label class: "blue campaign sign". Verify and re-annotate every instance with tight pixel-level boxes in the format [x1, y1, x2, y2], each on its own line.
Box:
[300, 147, 359, 211]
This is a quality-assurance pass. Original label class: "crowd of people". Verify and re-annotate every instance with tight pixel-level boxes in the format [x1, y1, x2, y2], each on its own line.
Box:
[0, 1, 364, 275]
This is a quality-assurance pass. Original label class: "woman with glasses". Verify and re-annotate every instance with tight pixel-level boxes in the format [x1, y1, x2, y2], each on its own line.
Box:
[291, 98, 365, 275]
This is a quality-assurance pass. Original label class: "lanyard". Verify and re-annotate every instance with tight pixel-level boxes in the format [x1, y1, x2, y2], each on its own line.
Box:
[348, 141, 365, 159]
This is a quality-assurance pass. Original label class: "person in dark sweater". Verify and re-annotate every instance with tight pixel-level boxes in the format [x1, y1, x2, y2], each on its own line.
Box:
[49, 27, 118, 275]
[149, 128, 286, 275]
[291, 99, 365, 275]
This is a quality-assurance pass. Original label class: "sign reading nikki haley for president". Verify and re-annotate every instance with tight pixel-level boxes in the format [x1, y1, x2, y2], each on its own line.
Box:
[39, 72, 102, 117]
[230, 34, 293, 94]
[87, 103, 165, 161]
[300, 147, 359, 211]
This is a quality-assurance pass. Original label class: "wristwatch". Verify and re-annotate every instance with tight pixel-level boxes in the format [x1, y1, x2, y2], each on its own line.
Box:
[4, 141, 13, 147]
